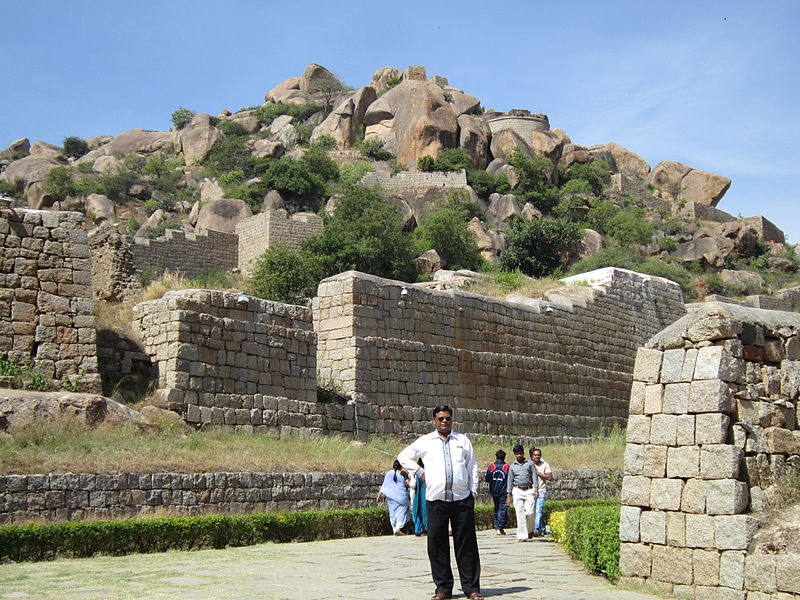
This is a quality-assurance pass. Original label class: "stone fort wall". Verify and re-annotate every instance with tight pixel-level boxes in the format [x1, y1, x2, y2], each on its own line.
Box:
[359, 170, 467, 192]
[0, 468, 612, 524]
[488, 114, 550, 139]
[130, 228, 238, 279]
[235, 210, 323, 276]
[619, 303, 800, 598]
[0, 208, 101, 392]
[313, 268, 686, 439]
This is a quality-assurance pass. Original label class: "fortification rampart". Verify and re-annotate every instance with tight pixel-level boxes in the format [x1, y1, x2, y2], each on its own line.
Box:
[704, 285, 800, 313]
[0, 468, 611, 523]
[738, 215, 785, 244]
[359, 170, 467, 192]
[132, 289, 318, 428]
[235, 210, 323, 276]
[672, 201, 736, 224]
[313, 268, 686, 438]
[619, 303, 800, 598]
[0, 208, 101, 392]
[130, 228, 238, 279]
[488, 114, 550, 138]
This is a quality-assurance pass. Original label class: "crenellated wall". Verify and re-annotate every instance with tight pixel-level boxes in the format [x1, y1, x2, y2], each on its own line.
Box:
[619, 302, 800, 599]
[313, 267, 686, 439]
[235, 210, 323, 276]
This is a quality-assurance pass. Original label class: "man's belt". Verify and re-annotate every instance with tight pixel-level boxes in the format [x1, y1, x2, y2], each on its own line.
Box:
[515, 485, 531, 490]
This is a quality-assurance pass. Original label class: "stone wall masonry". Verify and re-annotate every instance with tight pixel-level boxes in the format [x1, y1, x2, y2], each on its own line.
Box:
[235, 210, 323, 276]
[0, 469, 611, 524]
[131, 289, 318, 426]
[359, 170, 468, 192]
[0, 208, 101, 392]
[704, 285, 800, 313]
[619, 302, 800, 599]
[130, 227, 238, 279]
[313, 267, 685, 439]
[672, 201, 737, 224]
[488, 114, 550, 138]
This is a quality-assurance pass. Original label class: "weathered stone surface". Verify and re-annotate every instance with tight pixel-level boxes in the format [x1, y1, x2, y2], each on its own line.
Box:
[667, 446, 699, 478]
[693, 549, 720, 585]
[489, 128, 531, 161]
[705, 479, 748, 515]
[719, 551, 745, 589]
[486, 193, 521, 225]
[663, 383, 689, 414]
[619, 543, 651, 577]
[700, 445, 742, 480]
[85, 194, 115, 223]
[666, 511, 686, 547]
[457, 114, 491, 169]
[640, 509, 666, 544]
[694, 346, 744, 383]
[634, 348, 663, 383]
[681, 478, 706, 513]
[311, 86, 377, 150]
[265, 76, 302, 103]
[175, 114, 223, 163]
[621, 475, 651, 507]
[529, 129, 568, 163]
[415, 249, 442, 274]
[689, 379, 734, 414]
[606, 142, 650, 178]
[744, 554, 777, 593]
[644, 384, 664, 414]
[642, 444, 667, 477]
[695, 412, 730, 444]
[776, 554, 800, 594]
[103, 128, 172, 156]
[627, 415, 651, 444]
[685, 513, 716, 548]
[195, 198, 253, 234]
[369, 66, 402, 93]
[200, 178, 225, 203]
[651, 545, 693, 584]
[651, 478, 683, 510]
[714, 515, 758, 550]
[619, 505, 641, 542]
[650, 413, 678, 446]
[646, 160, 731, 207]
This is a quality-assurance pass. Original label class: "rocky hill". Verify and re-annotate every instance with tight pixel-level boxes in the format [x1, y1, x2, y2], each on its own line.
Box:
[0, 63, 797, 306]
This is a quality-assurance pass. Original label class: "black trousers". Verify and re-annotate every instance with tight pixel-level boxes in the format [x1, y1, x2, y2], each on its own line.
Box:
[426, 496, 481, 596]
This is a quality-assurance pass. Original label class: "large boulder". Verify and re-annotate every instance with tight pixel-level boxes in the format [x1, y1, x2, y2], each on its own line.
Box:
[85, 194, 115, 222]
[562, 228, 604, 266]
[199, 178, 224, 203]
[486, 193, 521, 225]
[299, 63, 341, 93]
[365, 80, 458, 167]
[134, 209, 167, 238]
[103, 129, 172, 155]
[0, 154, 62, 206]
[646, 160, 731, 206]
[467, 217, 505, 264]
[713, 221, 760, 258]
[195, 198, 253, 233]
[486, 158, 519, 190]
[228, 110, 261, 134]
[29, 140, 63, 157]
[0, 389, 152, 433]
[370, 66, 403, 93]
[364, 120, 397, 156]
[262, 190, 285, 211]
[720, 269, 765, 293]
[558, 143, 592, 169]
[1, 137, 30, 158]
[444, 88, 481, 117]
[265, 76, 305, 104]
[674, 232, 735, 267]
[606, 142, 650, 178]
[530, 129, 569, 163]
[252, 139, 284, 159]
[416, 249, 443, 274]
[174, 114, 223, 163]
[458, 114, 491, 170]
[490, 129, 532, 161]
[310, 86, 378, 149]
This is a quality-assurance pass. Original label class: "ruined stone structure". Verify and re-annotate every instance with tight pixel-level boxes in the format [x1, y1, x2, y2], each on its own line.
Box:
[705, 285, 800, 313]
[488, 112, 550, 138]
[359, 169, 468, 192]
[235, 210, 323, 276]
[619, 303, 800, 598]
[0, 468, 611, 523]
[313, 268, 685, 438]
[0, 208, 101, 392]
[130, 227, 238, 280]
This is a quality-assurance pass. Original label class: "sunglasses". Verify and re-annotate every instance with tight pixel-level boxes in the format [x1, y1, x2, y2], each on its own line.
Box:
[435, 416, 452, 422]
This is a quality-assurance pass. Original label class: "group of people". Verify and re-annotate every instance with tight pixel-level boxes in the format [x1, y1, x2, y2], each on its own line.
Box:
[375, 405, 554, 600]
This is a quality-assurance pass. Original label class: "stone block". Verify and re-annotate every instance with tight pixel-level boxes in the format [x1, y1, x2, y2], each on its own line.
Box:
[695, 345, 744, 383]
[685, 513, 715, 548]
[663, 383, 690, 414]
[705, 480, 748, 515]
[650, 414, 678, 446]
[714, 515, 758, 550]
[619, 543, 651, 578]
[689, 379, 734, 414]
[693, 549, 720, 585]
[780, 360, 800, 399]
[627, 415, 651, 444]
[619, 505, 641, 542]
[665, 511, 685, 546]
[621, 476, 651, 507]
[696, 413, 730, 444]
[642, 445, 668, 477]
[629, 381, 646, 415]
[764, 427, 800, 454]
[661, 348, 686, 383]
[677, 414, 696, 446]
[700, 445, 742, 480]
[744, 554, 776, 593]
[640, 510, 666, 544]
[634, 348, 663, 383]
[682, 348, 699, 381]
[719, 551, 745, 589]
[667, 446, 700, 478]
[651, 545, 693, 584]
[624, 444, 645, 476]
[776, 554, 800, 594]
[644, 384, 664, 414]
[650, 478, 683, 511]
[681, 478, 706, 513]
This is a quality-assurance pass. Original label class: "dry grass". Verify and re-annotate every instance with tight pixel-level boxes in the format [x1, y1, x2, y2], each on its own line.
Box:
[0, 417, 624, 475]
[465, 273, 565, 301]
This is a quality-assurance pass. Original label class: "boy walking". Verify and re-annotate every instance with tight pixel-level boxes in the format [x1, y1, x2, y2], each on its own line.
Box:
[484, 449, 509, 535]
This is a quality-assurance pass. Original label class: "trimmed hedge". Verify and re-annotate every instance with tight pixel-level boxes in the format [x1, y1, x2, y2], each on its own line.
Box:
[552, 502, 621, 581]
[0, 499, 614, 563]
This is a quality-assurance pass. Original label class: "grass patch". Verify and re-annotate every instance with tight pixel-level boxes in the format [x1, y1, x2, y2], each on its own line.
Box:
[0, 417, 624, 475]
[465, 272, 565, 300]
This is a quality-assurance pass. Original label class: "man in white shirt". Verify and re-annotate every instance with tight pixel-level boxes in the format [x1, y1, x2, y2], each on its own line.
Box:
[398, 405, 482, 600]
[530, 447, 553, 537]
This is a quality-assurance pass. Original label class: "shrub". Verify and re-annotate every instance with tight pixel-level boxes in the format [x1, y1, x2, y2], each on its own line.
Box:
[604, 206, 654, 246]
[249, 244, 322, 306]
[466, 169, 511, 199]
[254, 102, 324, 126]
[358, 138, 393, 161]
[62, 136, 90, 159]
[562, 503, 620, 581]
[217, 120, 249, 137]
[560, 160, 610, 196]
[203, 136, 257, 177]
[433, 148, 470, 172]
[658, 237, 678, 252]
[41, 166, 76, 202]
[218, 169, 245, 186]
[417, 155, 436, 172]
[0, 180, 20, 198]
[338, 161, 374, 186]
[412, 193, 482, 271]
[171, 107, 196, 130]
[507, 148, 560, 213]
[500, 218, 582, 278]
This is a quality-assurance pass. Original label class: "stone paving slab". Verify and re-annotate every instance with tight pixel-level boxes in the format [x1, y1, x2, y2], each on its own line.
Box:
[0, 528, 662, 599]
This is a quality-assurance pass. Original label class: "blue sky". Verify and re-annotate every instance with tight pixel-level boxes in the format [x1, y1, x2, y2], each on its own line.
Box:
[2, 1, 798, 242]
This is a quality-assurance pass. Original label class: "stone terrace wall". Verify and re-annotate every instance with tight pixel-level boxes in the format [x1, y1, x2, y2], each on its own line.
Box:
[488, 114, 550, 137]
[619, 303, 800, 599]
[235, 210, 323, 276]
[313, 267, 685, 439]
[130, 228, 238, 279]
[132, 289, 319, 429]
[704, 285, 800, 313]
[359, 170, 467, 192]
[0, 469, 611, 523]
[0, 208, 101, 392]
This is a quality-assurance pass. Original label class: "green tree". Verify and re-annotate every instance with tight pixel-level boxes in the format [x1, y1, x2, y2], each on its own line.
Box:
[560, 161, 610, 196]
[507, 148, 560, 213]
[62, 136, 90, 159]
[249, 244, 323, 305]
[171, 107, 196, 130]
[42, 166, 76, 202]
[466, 169, 510, 199]
[413, 193, 482, 271]
[500, 217, 582, 277]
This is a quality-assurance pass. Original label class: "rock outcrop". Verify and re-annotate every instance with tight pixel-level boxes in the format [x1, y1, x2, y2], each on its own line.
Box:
[195, 198, 253, 233]
[646, 160, 731, 206]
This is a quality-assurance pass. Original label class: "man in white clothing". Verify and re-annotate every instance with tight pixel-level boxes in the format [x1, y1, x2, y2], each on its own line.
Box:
[530, 447, 553, 537]
[398, 405, 483, 600]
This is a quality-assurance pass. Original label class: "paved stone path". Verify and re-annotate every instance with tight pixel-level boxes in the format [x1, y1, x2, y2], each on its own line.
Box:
[0, 528, 661, 600]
